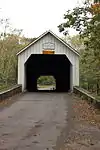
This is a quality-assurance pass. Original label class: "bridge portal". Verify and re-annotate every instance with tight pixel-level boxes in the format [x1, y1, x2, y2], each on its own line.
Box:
[17, 30, 79, 92]
[25, 54, 71, 92]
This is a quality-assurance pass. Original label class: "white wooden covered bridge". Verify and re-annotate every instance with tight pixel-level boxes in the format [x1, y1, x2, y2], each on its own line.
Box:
[17, 30, 79, 92]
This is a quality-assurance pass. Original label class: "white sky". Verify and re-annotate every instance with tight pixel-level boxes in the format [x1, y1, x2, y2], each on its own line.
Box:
[0, 0, 83, 38]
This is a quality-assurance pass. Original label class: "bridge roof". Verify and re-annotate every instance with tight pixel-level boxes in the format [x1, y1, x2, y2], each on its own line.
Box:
[17, 30, 79, 56]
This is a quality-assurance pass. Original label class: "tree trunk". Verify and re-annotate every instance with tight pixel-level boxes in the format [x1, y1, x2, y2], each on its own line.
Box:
[96, 83, 99, 95]
[87, 82, 89, 91]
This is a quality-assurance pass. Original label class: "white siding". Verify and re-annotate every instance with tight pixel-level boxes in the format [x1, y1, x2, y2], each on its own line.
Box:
[18, 33, 79, 91]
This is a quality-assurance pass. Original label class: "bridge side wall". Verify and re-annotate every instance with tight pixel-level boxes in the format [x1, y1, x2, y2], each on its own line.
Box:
[18, 33, 79, 91]
[0, 85, 22, 101]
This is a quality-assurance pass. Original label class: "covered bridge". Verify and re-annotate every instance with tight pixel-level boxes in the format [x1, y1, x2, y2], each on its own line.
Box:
[17, 30, 79, 92]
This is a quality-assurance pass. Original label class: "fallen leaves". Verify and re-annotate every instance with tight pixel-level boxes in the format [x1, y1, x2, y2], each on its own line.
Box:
[63, 95, 100, 150]
[73, 96, 100, 127]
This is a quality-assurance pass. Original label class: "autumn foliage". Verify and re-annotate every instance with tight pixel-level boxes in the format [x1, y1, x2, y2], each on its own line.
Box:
[91, 3, 100, 14]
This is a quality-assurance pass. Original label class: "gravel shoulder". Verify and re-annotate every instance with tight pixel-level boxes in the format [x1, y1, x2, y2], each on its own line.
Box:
[63, 95, 100, 150]
[0, 93, 22, 111]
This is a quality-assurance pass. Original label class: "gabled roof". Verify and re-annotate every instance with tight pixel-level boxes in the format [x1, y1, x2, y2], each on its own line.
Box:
[17, 30, 79, 56]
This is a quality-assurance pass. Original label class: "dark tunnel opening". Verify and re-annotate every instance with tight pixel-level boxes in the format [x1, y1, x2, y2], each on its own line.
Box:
[25, 54, 71, 92]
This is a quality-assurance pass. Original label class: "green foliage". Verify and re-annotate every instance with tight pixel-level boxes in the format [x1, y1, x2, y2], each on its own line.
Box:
[94, 0, 100, 3]
[63, 35, 84, 52]
[0, 19, 36, 89]
[37, 76, 56, 85]
[58, 0, 100, 95]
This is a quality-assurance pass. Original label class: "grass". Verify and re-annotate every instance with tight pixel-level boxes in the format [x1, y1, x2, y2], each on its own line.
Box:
[0, 84, 16, 92]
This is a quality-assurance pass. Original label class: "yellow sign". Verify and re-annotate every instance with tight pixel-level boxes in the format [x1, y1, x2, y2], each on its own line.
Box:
[43, 50, 55, 54]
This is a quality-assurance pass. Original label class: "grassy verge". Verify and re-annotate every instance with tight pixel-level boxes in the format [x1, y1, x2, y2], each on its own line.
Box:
[0, 84, 16, 92]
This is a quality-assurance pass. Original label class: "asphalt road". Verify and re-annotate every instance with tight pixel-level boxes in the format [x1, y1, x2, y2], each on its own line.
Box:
[37, 86, 55, 91]
[0, 92, 72, 150]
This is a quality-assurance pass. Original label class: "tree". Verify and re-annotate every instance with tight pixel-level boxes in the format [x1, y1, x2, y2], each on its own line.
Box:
[94, 0, 100, 3]
[58, 0, 100, 95]
[0, 19, 36, 90]
[62, 35, 84, 52]
[37, 76, 56, 85]
[0, 20, 23, 86]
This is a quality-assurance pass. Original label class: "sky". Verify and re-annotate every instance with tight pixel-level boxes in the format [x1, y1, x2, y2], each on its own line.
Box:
[0, 0, 83, 38]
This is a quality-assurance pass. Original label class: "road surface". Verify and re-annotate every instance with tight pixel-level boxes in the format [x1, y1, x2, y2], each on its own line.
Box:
[0, 92, 72, 150]
[37, 85, 56, 91]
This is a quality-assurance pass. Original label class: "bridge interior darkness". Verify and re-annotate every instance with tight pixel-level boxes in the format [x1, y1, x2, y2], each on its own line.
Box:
[25, 54, 71, 92]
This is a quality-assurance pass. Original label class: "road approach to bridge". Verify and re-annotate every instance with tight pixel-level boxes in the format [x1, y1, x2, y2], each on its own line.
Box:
[0, 92, 72, 150]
